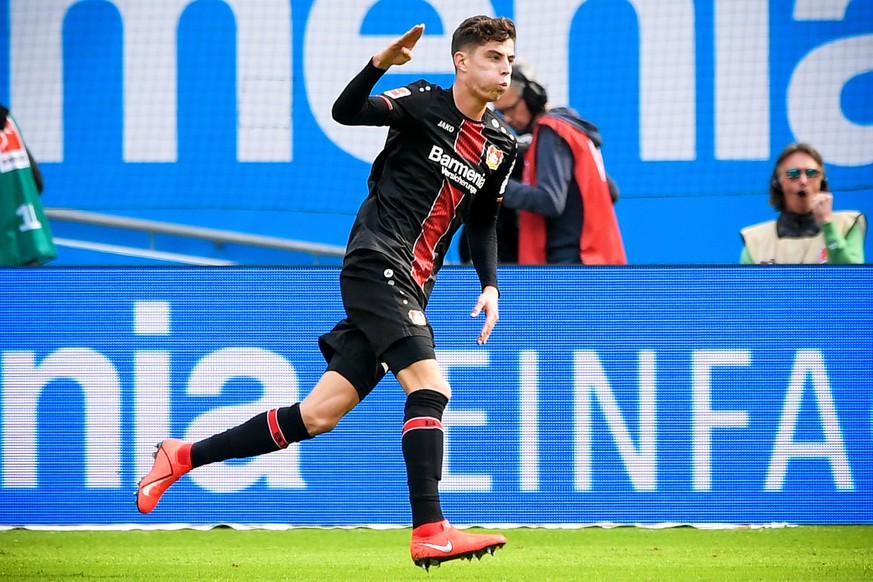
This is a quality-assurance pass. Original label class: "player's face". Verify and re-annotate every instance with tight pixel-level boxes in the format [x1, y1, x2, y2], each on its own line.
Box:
[458, 40, 515, 104]
[778, 151, 823, 214]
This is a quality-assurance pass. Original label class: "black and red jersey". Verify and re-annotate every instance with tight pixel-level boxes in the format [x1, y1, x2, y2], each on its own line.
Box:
[333, 61, 517, 296]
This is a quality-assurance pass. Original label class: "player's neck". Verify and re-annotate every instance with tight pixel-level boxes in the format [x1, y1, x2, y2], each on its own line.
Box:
[450, 85, 487, 121]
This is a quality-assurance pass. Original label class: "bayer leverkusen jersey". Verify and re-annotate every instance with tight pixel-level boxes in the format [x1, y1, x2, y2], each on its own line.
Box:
[344, 78, 517, 292]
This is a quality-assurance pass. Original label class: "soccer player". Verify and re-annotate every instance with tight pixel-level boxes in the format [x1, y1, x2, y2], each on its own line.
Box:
[137, 15, 519, 570]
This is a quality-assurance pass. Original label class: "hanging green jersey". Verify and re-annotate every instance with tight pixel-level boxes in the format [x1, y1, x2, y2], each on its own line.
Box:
[0, 113, 57, 266]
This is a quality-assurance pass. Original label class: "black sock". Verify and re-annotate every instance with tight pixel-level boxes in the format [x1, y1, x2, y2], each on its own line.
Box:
[190, 403, 311, 468]
[402, 389, 449, 528]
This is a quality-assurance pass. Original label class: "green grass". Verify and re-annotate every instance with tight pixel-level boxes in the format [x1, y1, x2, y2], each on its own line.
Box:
[1, 526, 871, 581]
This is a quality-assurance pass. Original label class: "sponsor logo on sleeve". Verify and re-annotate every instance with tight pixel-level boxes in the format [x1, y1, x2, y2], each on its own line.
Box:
[384, 87, 412, 99]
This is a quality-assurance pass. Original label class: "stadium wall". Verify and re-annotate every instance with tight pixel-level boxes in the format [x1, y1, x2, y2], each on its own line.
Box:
[1, 266, 871, 526]
[1, 0, 872, 265]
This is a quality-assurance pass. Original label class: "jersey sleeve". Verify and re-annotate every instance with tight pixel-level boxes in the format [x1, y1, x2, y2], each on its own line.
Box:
[464, 191, 500, 292]
[484, 127, 519, 204]
[331, 60, 391, 126]
[332, 60, 429, 128]
[375, 80, 433, 129]
[463, 123, 519, 292]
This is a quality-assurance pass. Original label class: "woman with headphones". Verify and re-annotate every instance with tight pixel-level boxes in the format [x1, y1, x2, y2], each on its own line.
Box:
[740, 143, 866, 264]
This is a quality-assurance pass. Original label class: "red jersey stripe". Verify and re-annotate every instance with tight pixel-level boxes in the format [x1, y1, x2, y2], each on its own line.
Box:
[410, 121, 486, 287]
[456, 120, 487, 163]
[411, 181, 463, 286]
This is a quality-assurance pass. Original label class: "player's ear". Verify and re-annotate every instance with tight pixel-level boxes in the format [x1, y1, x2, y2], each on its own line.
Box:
[453, 51, 466, 73]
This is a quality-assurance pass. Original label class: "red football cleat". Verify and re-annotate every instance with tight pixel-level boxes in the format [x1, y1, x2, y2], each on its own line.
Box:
[136, 439, 192, 514]
[410, 520, 506, 570]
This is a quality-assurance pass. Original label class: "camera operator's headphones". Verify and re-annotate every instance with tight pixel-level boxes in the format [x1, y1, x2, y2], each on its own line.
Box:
[511, 62, 548, 116]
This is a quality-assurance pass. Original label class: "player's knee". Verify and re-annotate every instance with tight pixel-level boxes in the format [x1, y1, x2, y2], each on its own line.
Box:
[410, 379, 451, 400]
[301, 407, 343, 436]
[430, 380, 451, 400]
[396, 360, 452, 399]
[303, 415, 337, 437]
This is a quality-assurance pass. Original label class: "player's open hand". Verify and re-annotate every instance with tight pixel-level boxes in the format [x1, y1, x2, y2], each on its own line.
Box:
[471, 285, 499, 345]
[372, 24, 425, 69]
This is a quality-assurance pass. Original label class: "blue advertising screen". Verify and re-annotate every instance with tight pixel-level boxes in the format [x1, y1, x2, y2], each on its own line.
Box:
[2, 0, 872, 264]
[1, 266, 871, 526]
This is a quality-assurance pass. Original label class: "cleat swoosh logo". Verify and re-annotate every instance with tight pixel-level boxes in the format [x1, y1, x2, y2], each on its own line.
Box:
[141, 475, 172, 497]
[420, 541, 453, 553]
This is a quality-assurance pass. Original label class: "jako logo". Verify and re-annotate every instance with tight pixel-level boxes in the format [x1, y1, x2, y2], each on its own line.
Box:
[437, 120, 455, 133]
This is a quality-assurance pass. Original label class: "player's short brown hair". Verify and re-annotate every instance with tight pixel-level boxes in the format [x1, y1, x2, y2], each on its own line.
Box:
[451, 15, 516, 55]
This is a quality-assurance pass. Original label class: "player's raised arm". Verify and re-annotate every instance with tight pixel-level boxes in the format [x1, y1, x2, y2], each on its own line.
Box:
[372, 24, 425, 69]
[332, 24, 425, 126]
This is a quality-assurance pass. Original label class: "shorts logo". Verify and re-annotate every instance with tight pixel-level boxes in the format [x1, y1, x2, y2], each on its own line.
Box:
[485, 145, 504, 170]
[408, 310, 427, 326]
[384, 87, 411, 99]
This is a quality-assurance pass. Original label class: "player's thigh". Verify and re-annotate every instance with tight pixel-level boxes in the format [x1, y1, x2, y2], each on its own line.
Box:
[319, 322, 388, 400]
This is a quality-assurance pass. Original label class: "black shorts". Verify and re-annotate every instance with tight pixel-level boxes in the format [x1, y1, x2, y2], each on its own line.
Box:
[318, 250, 436, 399]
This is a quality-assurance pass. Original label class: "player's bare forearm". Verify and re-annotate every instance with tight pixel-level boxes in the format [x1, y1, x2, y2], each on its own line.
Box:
[470, 285, 499, 345]
[372, 24, 424, 69]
